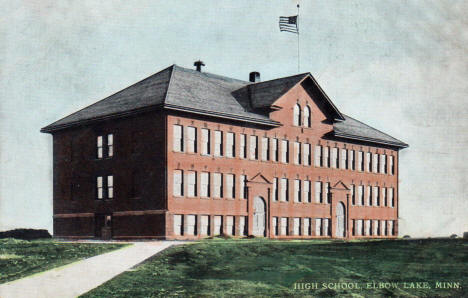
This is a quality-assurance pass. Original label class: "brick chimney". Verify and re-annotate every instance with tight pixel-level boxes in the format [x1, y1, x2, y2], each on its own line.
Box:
[249, 71, 260, 83]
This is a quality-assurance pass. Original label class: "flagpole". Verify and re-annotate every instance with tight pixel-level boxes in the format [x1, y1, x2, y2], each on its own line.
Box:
[297, 3, 300, 73]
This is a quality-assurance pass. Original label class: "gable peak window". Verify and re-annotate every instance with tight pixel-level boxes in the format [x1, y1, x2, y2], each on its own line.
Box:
[293, 103, 301, 126]
[303, 105, 311, 127]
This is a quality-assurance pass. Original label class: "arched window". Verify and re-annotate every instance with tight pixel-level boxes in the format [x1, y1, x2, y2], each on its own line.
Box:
[293, 104, 301, 126]
[303, 106, 311, 127]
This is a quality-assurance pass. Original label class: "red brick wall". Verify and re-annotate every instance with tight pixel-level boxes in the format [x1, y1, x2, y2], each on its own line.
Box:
[165, 82, 399, 239]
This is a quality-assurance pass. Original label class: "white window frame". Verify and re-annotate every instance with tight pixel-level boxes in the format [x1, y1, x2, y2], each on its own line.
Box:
[271, 138, 279, 162]
[201, 128, 210, 155]
[173, 125, 183, 152]
[281, 140, 289, 163]
[314, 145, 322, 167]
[173, 170, 183, 197]
[187, 171, 197, 197]
[200, 172, 210, 197]
[225, 174, 235, 199]
[294, 179, 301, 202]
[214, 130, 223, 157]
[261, 137, 269, 161]
[249, 135, 258, 160]
[187, 126, 197, 153]
[303, 143, 311, 166]
[239, 134, 247, 159]
[293, 104, 301, 126]
[280, 178, 288, 202]
[213, 173, 223, 198]
[294, 141, 301, 165]
[226, 132, 235, 158]
[303, 180, 311, 203]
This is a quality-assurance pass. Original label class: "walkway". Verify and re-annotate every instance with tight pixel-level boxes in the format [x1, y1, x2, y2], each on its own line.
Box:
[0, 241, 184, 298]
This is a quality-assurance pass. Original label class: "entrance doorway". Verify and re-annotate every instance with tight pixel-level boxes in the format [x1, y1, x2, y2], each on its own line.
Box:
[95, 214, 112, 239]
[253, 196, 266, 236]
[335, 202, 346, 237]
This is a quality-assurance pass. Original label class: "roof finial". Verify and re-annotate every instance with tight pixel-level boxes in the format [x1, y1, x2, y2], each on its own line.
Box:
[194, 60, 205, 72]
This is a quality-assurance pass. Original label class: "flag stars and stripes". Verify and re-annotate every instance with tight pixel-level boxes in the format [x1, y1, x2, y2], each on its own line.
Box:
[279, 15, 299, 34]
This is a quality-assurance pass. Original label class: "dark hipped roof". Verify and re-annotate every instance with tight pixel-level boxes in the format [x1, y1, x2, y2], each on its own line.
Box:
[334, 114, 408, 148]
[41, 64, 407, 148]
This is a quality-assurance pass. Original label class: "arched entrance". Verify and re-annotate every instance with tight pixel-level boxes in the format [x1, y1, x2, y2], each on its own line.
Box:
[253, 196, 266, 236]
[336, 202, 346, 237]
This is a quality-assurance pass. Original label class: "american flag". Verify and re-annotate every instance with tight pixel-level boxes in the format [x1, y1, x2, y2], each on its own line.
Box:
[279, 15, 299, 34]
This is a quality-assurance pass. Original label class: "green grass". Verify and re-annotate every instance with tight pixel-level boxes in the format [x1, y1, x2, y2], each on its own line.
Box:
[0, 238, 127, 283]
[82, 238, 467, 297]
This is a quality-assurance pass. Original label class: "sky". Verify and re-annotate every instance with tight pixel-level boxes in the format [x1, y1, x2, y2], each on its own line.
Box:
[0, 0, 467, 237]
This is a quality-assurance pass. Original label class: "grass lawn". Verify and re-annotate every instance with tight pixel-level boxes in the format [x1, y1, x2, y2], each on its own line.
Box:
[0, 238, 127, 283]
[83, 238, 467, 297]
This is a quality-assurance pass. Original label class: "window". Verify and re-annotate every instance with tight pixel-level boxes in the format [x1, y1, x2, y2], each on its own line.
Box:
[381, 154, 387, 173]
[186, 215, 197, 235]
[323, 146, 330, 167]
[240, 175, 247, 199]
[272, 217, 278, 236]
[365, 220, 372, 236]
[294, 142, 301, 165]
[272, 178, 278, 201]
[293, 217, 301, 236]
[249, 135, 258, 160]
[173, 215, 183, 236]
[173, 170, 183, 196]
[271, 138, 279, 162]
[356, 219, 363, 236]
[293, 104, 301, 126]
[200, 215, 210, 236]
[366, 186, 372, 206]
[281, 140, 289, 163]
[324, 219, 330, 236]
[280, 178, 289, 202]
[358, 185, 364, 206]
[366, 152, 372, 172]
[373, 186, 379, 206]
[303, 143, 311, 166]
[294, 179, 301, 202]
[325, 182, 330, 204]
[213, 173, 223, 198]
[239, 216, 247, 236]
[303, 180, 311, 203]
[303, 106, 311, 127]
[374, 186, 380, 206]
[201, 128, 210, 155]
[173, 125, 183, 152]
[314, 145, 322, 167]
[358, 151, 364, 171]
[96, 176, 103, 199]
[315, 218, 322, 236]
[239, 134, 247, 158]
[389, 188, 395, 207]
[97, 134, 114, 158]
[200, 172, 210, 197]
[351, 184, 356, 205]
[390, 156, 395, 175]
[281, 217, 289, 235]
[304, 218, 311, 236]
[373, 220, 379, 236]
[391, 220, 396, 235]
[373, 153, 379, 173]
[107, 175, 114, 199]
[226, 216, 235, 235]
[315, 181, 322, 203]
[382, 187, 387, 206]
[382, 220, 387, 236]
[349, 150, 355, 170]
[187, 127, 197, 153]
[261, 137, 269, 161]
[107, 134, 114, 157]
[226, 132, 235, 157]
[97, 136, 103, 158]
[341, 149, 348, 169]
[187, 171, 197, 197]
[96, 175, 113, 199]
[331, 147, 338, 168]
[225, 174, 235, 199]
[214, 131, 223, 157]
[213, 215, 222, 235]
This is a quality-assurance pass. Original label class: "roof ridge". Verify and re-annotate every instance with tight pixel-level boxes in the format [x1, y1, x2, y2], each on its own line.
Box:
[172, 64, 248, 84]
[247, 72, 309, 86]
